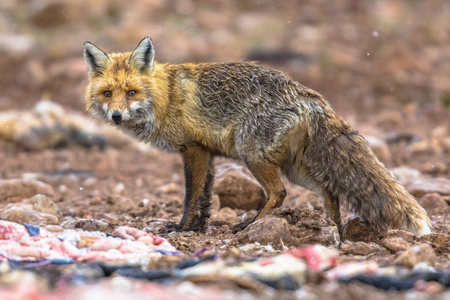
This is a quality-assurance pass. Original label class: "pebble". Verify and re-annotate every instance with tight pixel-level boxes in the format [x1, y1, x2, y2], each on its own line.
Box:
[418, 193, 450, 216]
[214, 163, 265, 211]
[156, 183, 180, 195]
[381, 230, 415, 252]
[29, 194, 60, 217]
[210, 207, 238, 226]
[341, 241, 373, 256]
[0, 204, 58, 225]
[235, 215, 291, 249]
[407, 177, 450, 197]
[342, 216, 383, 242]
[0, 179, 54, 201]
[60, 218, 112, 232]
[394, 244, 437, 268]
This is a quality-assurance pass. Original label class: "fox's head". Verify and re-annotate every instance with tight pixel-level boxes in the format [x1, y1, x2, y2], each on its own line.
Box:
[83, 37, 160, 126]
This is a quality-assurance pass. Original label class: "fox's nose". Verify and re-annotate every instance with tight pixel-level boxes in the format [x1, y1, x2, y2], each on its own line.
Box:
[112, 111, 122, 124]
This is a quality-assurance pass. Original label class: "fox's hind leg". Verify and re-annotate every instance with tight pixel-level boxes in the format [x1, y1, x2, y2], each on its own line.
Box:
[323, 193, 343, 240]
[233, 159, 286, 232]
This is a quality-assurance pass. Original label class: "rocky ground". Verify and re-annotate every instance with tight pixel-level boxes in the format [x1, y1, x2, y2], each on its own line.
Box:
[0, 101, 449, 298]
[0, 0, 450, 298]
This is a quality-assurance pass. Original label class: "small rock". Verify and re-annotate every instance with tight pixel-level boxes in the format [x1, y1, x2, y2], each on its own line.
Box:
[61, 218, 112, 232]
[96, 212, 119, 224]
[273, 207, 339, 246]
[156, 183, 180, 194]
[384, 229, 415, 243]
[341, 241, 373, 256]
[391, 167, 424, 187]
[366, 136, 391, 164]
[381, 229, 415, 252]
[235, 215, 291, 248]
[418, 193, 450, 216]
[0, 179, 54, 201]
[418, 233, 450, 249]
[342, 216, 383, 242]
[210, 207, 237, 226]
[82, 178, 97, 187]
[409, 139, 442, 162]
[89, 196, 102, 205]
[44, 225, 64, 233]
[297, 226, 340, 246]
[114, 183, 125, 195]
[214, 163, 265, 210]
[58, 184, 68, 194]
[283, 187, 322, 208]
[0, 204, 58, 225]
[394, 244, 436, 268]
[407, 177, 450, 197]
[144, 220, 167, 234]
[29, 194, 60, 217]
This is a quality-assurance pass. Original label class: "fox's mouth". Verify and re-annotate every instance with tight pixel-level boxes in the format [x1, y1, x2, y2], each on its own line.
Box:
[113, 120, 122, 125]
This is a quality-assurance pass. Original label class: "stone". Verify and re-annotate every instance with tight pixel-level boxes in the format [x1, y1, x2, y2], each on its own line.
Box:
[407, 177, 450, 197]
[29, 194, 60, 217]
[381, 229, 415, 252]
[213, 163, 265, 210]
[297, 226, 340, 247]
[96, 212, 119, 224]
[89, 196, 102, 206]
[342, 216, 383, 242]
[418, 233, 450, 249]
[390, 167, 424, 187]
[210, 207, 238, 226]
[235, 215, 291, 249]
[44, 225, 64, 234]
[273, 207, 339, 247]
[156, 183, 180, 195]
[282, 187, 322, 208]
[394, 244, 437, 268]
[114, 183, 125, 195]
[418, 193, 450, 216]
[0, 204, 58, 225]
[60, 218, 112, 232]
[366, 136, 391, 164]
[341, 241, 373, 256]
[0, 179, 54, 201]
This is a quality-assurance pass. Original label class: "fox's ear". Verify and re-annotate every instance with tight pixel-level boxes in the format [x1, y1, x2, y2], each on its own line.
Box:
[83, 42, 109, 75]
[130, 37, 155, 72]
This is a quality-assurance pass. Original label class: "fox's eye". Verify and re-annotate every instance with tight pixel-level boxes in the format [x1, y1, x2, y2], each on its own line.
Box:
[127, 90, 136, 97]
[104, 91, 112, 97]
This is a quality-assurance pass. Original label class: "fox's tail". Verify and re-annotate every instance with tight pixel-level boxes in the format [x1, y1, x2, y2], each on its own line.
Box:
[286, 95, 431, 236]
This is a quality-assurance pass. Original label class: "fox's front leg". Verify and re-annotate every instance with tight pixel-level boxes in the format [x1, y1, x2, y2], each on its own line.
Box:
[177, 145, 212, 231]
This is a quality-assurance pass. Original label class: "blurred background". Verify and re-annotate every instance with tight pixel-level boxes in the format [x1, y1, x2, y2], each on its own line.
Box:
[0, 0, 449, 176]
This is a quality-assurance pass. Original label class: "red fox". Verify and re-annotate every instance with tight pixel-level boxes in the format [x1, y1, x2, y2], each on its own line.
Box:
[83, 37, 431, 238]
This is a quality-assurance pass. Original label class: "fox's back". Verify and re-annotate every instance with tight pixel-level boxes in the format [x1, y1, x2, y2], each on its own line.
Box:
[181, 62, 303, 123]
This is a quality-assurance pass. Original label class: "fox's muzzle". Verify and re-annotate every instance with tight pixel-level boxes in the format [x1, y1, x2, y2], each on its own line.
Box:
[112, 111, 122, 124]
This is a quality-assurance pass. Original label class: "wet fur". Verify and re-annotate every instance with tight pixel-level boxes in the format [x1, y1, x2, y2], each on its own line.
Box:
[84, 38, 432, 237]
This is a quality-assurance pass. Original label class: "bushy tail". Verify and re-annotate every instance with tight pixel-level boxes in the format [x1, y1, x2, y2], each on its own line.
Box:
[291, 100, 431, 236]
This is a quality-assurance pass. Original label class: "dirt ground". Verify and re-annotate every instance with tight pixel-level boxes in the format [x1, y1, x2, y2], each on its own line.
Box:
[1, 0, 450, 298]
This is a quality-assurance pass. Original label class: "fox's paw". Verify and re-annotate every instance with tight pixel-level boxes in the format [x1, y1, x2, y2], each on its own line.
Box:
[164, 223, 182, 233]
[232, 221, 251, 233]
[164, 220, 207, 233]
